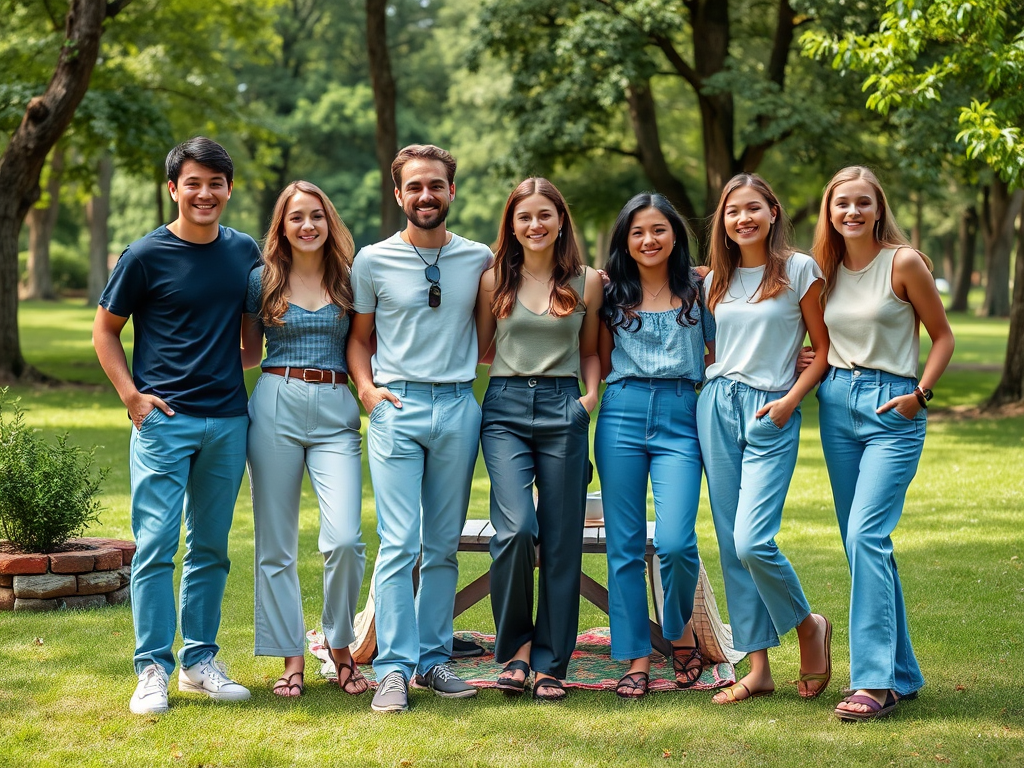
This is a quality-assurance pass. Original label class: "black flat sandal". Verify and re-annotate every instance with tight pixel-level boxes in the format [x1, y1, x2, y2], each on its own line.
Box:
[672, 643, 704, 689]
[615, 671, 649, 700]
[532, 677, 567, 703]
[495, 659, 531, 695]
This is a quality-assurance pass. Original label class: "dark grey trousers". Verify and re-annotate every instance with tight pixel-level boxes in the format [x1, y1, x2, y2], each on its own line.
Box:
[480, 376, 590, 679]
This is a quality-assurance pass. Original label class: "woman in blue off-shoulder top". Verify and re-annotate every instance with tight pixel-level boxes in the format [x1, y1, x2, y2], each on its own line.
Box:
[595, 193, 715, 699]
[241, 181, 368, 698]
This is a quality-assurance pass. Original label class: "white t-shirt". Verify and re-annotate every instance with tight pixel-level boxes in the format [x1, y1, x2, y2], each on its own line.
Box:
[351, 232, 492, 384]
[704, 252, 822, 392]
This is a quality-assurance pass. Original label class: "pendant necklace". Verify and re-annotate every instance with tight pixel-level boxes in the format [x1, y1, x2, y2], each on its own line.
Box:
[642, 280, 670, 301]
[411, 239, 444, 308]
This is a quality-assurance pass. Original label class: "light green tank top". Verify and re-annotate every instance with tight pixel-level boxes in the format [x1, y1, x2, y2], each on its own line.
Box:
[490, 270, 588, 378]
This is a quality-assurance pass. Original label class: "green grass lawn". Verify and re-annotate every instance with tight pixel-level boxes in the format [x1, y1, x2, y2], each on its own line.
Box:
[1, 300, 1022, 767]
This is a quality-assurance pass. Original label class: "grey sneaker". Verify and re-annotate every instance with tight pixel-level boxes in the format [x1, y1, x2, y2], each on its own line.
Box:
[421, 663, 478, 698]
[178, 656, 251, 702]
[130, 664, 170, 715]
[371, 671, 410, 713]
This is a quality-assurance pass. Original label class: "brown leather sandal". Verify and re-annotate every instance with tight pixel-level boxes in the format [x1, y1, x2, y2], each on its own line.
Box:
[272, 671, 304, 697]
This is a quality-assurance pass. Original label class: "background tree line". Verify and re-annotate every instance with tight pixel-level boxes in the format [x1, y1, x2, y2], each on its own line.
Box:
[1, 0, 1022, 403]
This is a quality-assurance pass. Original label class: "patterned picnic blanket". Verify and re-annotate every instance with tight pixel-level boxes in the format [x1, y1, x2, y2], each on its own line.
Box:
[307, 628, 735, 692]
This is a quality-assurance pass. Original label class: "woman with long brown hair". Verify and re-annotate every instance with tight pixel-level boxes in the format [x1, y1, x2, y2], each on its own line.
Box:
[241, 181, 368, 698]
[813, 166, 953, 721]
[476, 177, 602, 702]
[696, 173, 833, 705]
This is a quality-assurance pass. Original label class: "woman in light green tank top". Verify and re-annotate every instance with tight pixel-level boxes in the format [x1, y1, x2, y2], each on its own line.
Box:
[476, 178, 603, 702]
[813, 166, 954, 721]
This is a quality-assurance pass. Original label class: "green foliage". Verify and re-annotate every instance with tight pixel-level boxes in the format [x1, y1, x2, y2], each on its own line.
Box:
[801, 0, 1024, 187]
[0, 390, 107, 553]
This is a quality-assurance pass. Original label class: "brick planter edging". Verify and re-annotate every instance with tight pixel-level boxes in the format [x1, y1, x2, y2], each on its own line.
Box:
[0, 538, 135, 612]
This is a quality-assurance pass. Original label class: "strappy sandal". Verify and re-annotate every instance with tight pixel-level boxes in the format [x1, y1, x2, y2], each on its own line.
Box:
[496, 659, 531, 695]
[272, 671, 304, 697]
[834, 690, 899, 722]
[671, 642, 704, 689]
[335, 655, 369, 695]
[325, 638, 368, 696]
[711, 681, 775, 705]
[532, 677, 567, 703]
[796, 614, 832, 699]
[615, 671, 649, 700]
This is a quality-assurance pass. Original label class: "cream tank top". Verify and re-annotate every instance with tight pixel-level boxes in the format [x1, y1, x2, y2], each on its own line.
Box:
[824, 247, 919, 378]
[489, 270, 588, 378]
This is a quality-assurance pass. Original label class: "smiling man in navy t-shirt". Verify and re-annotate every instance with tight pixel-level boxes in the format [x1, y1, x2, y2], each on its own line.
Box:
[93, 137, 261, 715]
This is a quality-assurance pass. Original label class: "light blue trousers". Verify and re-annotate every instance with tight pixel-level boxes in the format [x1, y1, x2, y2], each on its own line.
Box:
[247, 373, 365, 657]
[817, 367, 926, 695]
[696, 377, 811, 653]
[367, 381, 481, 681]
[596, 379, 703, 660]
[128, 411, 249, 675]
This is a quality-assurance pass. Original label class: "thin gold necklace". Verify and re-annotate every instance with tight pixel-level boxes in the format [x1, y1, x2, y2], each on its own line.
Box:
[642, 280, 670, 300]
[522, 266, 552, 284]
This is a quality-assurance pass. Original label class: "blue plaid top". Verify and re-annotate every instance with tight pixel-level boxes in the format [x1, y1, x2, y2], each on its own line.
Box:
[245, 266, 350, 372]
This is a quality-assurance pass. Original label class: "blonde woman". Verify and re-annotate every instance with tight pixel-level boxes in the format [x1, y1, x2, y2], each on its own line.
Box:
[813, 166, 953, 721]
[241, 181, 368, 697]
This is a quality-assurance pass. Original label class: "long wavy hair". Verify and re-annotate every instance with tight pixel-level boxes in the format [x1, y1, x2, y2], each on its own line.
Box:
[812, 165, 929, 307]
[491, 178, 583, 319]
[260, 181, 355, 327]
[600, 193, 698, 332]
[706, 174, 793, 311]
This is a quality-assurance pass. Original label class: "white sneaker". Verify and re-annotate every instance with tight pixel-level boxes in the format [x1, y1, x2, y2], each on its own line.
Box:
[178, 656, 251, 702]
[130, 664, 170, 715]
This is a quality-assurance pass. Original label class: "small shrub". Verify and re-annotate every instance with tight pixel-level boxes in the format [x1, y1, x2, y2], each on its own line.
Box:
[0, 389, 108, 553]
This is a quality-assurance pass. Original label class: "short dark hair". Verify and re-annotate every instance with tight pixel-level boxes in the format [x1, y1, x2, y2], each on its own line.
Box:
[391, 144, 456, 188]
[165, 137, 234, 185]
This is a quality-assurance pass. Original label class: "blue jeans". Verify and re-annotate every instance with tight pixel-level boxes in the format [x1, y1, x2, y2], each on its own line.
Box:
[817, 367, 926, 695]
[596, 379, 702, 660]
[248, 373, 364, 657]
[696, 377, 811, 653]
[367, 381, 481, 681]
[480, 377, 590, 679]
[128, 411, 249, 675]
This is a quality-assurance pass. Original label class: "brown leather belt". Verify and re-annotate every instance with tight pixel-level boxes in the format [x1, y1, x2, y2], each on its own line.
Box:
[263, 367, 348, 384]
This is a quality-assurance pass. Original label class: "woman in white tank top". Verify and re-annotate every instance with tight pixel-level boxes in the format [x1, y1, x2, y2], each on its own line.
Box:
[812, 166, 954, 721]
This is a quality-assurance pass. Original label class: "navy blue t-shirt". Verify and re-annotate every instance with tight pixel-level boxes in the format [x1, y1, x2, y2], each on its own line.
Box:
[99, 225, 262, 417]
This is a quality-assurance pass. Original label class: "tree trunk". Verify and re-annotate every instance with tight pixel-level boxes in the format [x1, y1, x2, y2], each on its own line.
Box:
[366, 0, 401, 239]
[987, 213, 1024, 406]
[691, 0, 736, 217]
[24, 148, 65, 300]
[0, 0, 131, 382]
[87, 154, 114, 305]
[950, 203, 978, 312]
[940, 233, 954, 284]
[594, 225, 610, 270]
[910, 191, 922, 252]
[625, 82, 697, 225]
[981, 179, 1023, 317]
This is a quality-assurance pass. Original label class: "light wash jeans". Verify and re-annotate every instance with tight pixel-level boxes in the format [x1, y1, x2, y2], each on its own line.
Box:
[480, 376, 589, 679]
[817, 366, 926, 695]
[596, 378, 703, 660]
[696, 377, 811, 653]
[367, 381, 481, 682]
[247, 373, 364, 657]
[128, 410, 249, 675]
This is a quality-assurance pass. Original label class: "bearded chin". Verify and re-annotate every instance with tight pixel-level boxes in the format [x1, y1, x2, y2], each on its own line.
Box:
[408, 206, 448, 230]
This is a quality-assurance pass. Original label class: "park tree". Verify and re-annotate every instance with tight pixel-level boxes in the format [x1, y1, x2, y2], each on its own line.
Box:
[0, 0, 133, 382]
[801, 0, 1024, 405]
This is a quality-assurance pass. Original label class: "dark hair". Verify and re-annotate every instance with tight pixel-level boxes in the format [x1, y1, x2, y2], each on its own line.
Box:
[260, 180, 355, 326]
[391, 144, 457, 188]
[491, 178, 583, 319]
[706, 173, 791, 311]
[165, 137, 234, 185]
[601, 193, 698, 332]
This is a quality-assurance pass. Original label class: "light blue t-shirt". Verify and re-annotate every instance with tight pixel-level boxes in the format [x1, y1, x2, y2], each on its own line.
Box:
[244, 266, 350, 371]
[704, 252, 822, 391]
[351, 232, 491, 384]
[606, 300, 715, 385]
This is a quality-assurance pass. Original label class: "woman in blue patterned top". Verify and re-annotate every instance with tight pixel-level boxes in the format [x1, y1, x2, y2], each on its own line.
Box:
[595, 193, 715, 699]
[241, 181, 368, 698]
